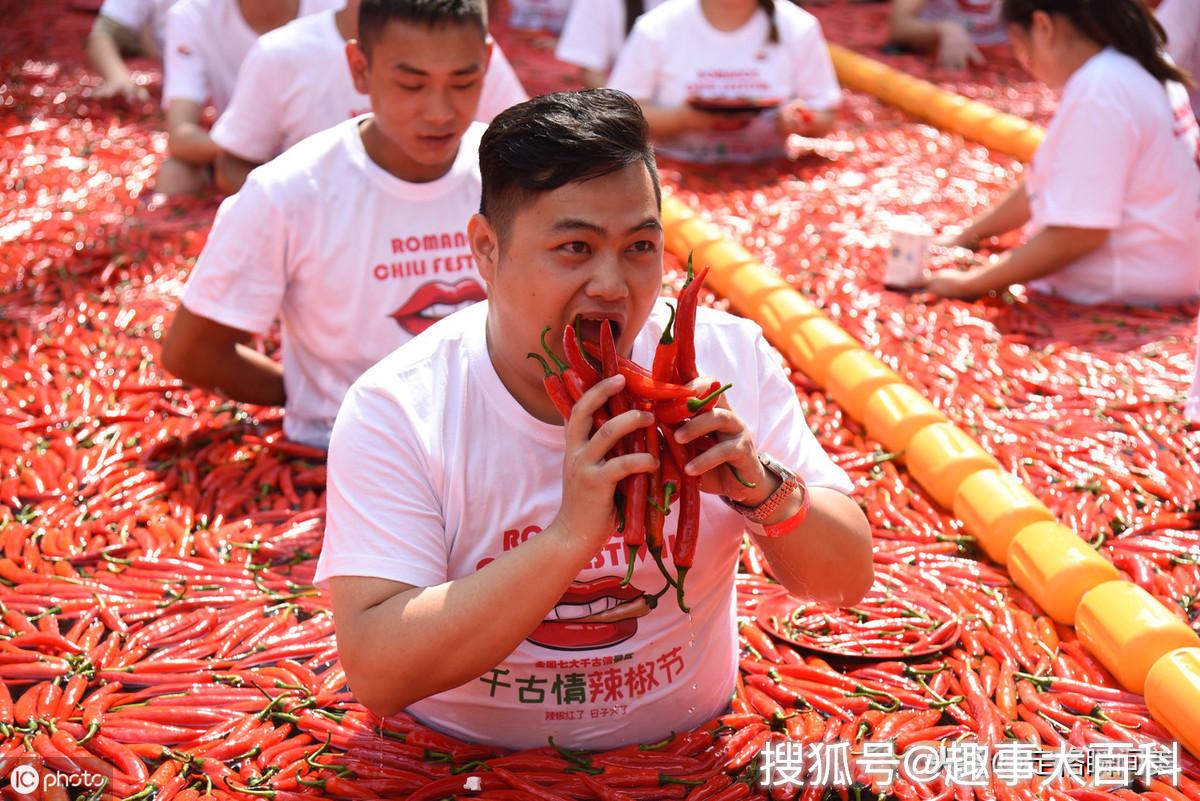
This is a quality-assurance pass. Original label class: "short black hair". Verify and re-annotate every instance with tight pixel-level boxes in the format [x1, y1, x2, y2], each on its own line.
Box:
[358, 0, 488, 54]
[479, 89, 661, 235]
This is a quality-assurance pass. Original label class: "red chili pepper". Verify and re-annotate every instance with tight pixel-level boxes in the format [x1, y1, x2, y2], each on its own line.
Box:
[653, 303, 679, 384]
[673, 259, 710, 384]
[654, 382, 730, 424]
[563, 322, 601, 387]
[528, 353, 574, 421]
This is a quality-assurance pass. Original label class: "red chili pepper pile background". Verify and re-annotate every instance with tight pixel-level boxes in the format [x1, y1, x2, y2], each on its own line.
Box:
[2, 1, 1199, 799]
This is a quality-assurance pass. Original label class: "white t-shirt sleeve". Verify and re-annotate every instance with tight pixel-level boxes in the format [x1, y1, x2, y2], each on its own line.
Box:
[163, 4, 210, 105]
[556, 0, 620, 73]
[316, 383, 448, 588]
[788, 18, 841, 111]
[608, 19, 661, 101]
[1034, 92, 1136, 230]
[179, 180, 289, 334]
[747, 330, 853, 493]
[211, 40, 286, 163]
[475, 44, 529, 123]
[99, 0, 152, 30]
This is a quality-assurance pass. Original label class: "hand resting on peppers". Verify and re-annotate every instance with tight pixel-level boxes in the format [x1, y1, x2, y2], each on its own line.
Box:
[316, 89, 873, 751]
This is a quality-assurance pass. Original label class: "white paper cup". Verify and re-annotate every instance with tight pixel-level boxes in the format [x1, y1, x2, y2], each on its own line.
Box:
[885, 219, 934, 288]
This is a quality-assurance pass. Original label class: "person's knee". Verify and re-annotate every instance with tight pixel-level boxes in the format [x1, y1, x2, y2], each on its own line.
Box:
[154, 157, 210, 196]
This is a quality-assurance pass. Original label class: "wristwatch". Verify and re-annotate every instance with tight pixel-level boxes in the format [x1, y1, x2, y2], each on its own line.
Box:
[721, 453, 810, 538]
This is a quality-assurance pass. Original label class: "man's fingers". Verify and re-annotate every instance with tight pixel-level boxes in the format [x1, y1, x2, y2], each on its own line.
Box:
[600, 452, 659, 483]
[967, 45, 986, 67]
[584, 409, 653, 463]
[565, 375, 625, 445]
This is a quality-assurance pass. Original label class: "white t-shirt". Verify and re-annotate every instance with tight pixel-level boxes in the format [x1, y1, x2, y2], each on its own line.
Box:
[181, 117, 488, 448]
[1159, 0, 1200, 117]
[1026, 49, 1200, 306]
[917, 0, 1005, 46]
[609, 0, 841, 163]
[509, 0, 573, 32]
[99, 0, 181, 52]
[211, 10, 528, 164]
[162, 0, 340, 113]
[556, 0, 667, 74]
[314, 299, 853, 751]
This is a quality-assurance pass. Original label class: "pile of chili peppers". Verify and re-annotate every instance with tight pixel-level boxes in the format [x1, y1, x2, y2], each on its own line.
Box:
[2, 0, 1200, 799]
[533, 261, 747, 612]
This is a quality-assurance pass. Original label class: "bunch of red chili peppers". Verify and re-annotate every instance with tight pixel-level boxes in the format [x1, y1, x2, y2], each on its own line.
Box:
[531, 259, 749, 613]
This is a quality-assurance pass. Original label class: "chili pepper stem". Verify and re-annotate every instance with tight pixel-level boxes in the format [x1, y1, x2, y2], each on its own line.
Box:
[687, 383, 732, 412]
[650, 546, 679, 589]
[675, 567, 691, 613]
[621, 544, 640, 587]
[540, 327, 569, 372]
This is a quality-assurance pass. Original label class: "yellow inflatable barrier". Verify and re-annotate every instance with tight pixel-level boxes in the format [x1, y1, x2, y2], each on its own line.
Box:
[1144, 648, 1200, 760]
[1076, 581, 1200, 695]
[1006, 522, 1121, 625]
[903, 421, 1000, 509]
[824, 349, 904, 422]
[827, 44, 1045, 162]
[861, 383, 947, 453]
[952, 469, 1055, 565]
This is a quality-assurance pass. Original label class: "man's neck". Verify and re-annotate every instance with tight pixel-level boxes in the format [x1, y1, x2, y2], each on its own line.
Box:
[238, 0, 301, 35]
[335, 5, 357, 40]
[358, 118, 458, 184]
[484, 316, 563, 426]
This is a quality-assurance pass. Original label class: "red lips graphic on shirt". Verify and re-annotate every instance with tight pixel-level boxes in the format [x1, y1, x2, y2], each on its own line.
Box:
[389, 279, 487, 336]
[527, 575, 653, 651]
[956, 0, 997, 11]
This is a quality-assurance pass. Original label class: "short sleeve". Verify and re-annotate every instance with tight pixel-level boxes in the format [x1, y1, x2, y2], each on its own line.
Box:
[787, 18, 841, 111]
[607, 19, 660, 101]
[748, 331, 853, 493]
[163, 3, 210, 106]
[210, 40, 286, 163]
[179, 179, 289, 334]
[475, 44, 529, 123]
[314, 382, 449, 588]
[556, 0, 620, 73]
[99, 0, 152, 31]
[1033, 93, 1135, 230]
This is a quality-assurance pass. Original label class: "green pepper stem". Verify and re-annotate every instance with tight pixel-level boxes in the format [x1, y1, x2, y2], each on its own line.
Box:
[687, 384, 732, 412]
[540, 327, 569, 372]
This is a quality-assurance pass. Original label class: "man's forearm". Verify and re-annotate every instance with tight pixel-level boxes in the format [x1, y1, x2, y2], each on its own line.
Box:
[87, 25, 133, 83]
[170, 342, 286, 406]
[753, 487, 873, 607]
[962, 181, 1030, 244]
[639, 103, 691, 139]
[889, 13, 944, 50]
[168, 124, 220, 165]
[337, 524, 598, 716]
[215, 150, 261, 194]
[958, 226, 1108, 296]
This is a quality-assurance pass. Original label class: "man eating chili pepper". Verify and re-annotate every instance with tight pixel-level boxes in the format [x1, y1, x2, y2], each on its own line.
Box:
[315, 88, 873, 751]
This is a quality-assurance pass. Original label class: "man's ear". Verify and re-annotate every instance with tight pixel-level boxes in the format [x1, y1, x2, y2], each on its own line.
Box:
[346, 39, 369, 95]
[469, 213, 499, 287]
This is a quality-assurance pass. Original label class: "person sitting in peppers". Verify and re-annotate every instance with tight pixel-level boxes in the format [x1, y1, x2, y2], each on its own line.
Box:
[888, 0, 1006, 71]
[85, 0, 182, 104]
[154, 0, 341, 195]
[314, 88, 873, 751]
[209, 0, 528, 194]
[607, 0, 841, 164]
[921, 0, 1200, 305]
[161, 0, 493, 448]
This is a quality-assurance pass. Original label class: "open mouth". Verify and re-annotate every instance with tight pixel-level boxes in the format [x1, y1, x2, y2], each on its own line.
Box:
[527, 575, 650, 651]
[390, 279, 486, 336]
[573, 314, 624, 349]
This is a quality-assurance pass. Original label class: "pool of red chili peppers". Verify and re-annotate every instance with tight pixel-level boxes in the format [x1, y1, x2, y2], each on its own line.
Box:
[1, 1, 1198, 800]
